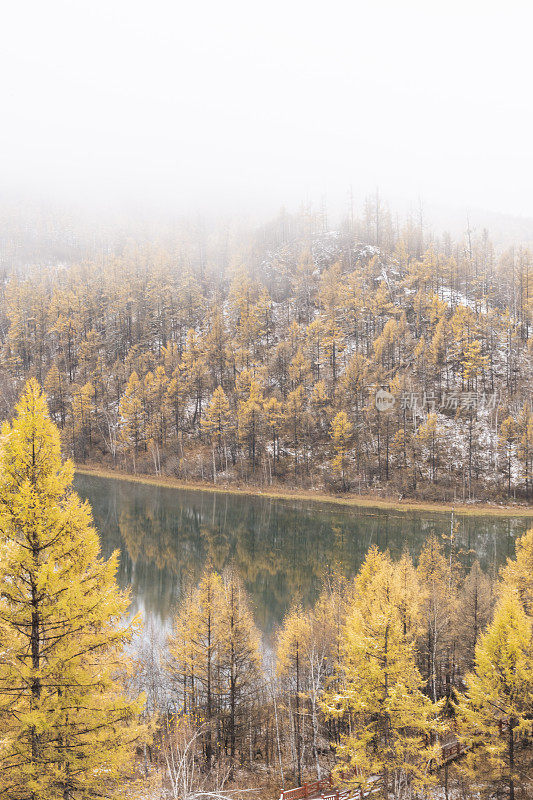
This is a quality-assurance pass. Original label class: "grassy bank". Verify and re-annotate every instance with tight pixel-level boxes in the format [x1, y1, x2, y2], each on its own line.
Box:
[74, 465, 533, 517]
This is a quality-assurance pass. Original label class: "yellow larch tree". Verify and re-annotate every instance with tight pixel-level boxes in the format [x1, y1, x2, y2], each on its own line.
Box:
[500, 526, 533, 616]
[0, 379, 145, 800]
[516, 403, 532, 499]
[165, 363, 187, 458]
[330, 411, 352, 489]
[168, 568, 261, 772]
[237, 378, 264, 472]
[288, 348, 312, 391]
[415, 413, 439, 483]
[306, 318, 326, 382]
[182, 329, 208, 426]
[417, 535, 456, 703]
[44, 363, 68, 429]
[119, 371, 145, 471]
[322, 548, 440, 800]
[499, 415, 517, 496]
[220, 569, 262, 769]
[144, 365, 169, 448]
[305, 584, 348, 780]
[310, 380, 331, 438]
[201, 385, 233, 480]
[457, 590, 533, 800]
[168, 569, 225, 768]
[455, 560, 493, 671]
[264, 395, 284, 472]
[284, 385, 307, 476]
[276, 602, 312, 786]
[70, 381, 94, 462]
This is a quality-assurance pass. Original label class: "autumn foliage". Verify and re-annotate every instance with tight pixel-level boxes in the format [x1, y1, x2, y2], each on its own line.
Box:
[0, 380, 145, 799]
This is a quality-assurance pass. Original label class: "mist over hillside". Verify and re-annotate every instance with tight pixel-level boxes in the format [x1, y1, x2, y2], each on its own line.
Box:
[2, 192, 533, 273]
[0, 198, 530, 505]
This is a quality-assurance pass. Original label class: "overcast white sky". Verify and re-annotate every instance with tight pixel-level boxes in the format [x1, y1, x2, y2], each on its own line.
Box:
[1, 0, 532, 220]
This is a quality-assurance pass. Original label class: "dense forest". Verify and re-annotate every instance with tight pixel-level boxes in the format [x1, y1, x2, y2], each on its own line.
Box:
[0, 381, 531, 800]
[0, 204, 531, 502]
[143, 531, 533, 800]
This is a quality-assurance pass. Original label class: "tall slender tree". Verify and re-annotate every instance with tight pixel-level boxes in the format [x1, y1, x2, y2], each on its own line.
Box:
[0, 379, 145, 800]
[458, 590, 533, 800]
[322, 549, 440, 800]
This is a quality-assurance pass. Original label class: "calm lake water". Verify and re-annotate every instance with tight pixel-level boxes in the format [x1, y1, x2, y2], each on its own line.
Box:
[74, 473, 531, 637]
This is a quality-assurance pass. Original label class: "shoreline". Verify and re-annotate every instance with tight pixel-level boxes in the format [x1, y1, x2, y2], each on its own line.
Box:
[74, 465, 533, 518]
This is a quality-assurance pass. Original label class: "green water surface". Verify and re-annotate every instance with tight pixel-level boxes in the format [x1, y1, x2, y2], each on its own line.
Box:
[73, 473, 530, 636]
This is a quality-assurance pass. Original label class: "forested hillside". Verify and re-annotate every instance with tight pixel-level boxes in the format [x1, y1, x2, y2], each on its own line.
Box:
[0, 206, 531, 502]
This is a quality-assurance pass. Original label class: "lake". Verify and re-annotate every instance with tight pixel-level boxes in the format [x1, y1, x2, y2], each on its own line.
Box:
[74, 473, 531, 637]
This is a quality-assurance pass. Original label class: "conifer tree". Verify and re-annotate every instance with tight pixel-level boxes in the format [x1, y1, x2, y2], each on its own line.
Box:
[516, 403, 532, 498]
[499, 415, 518, 496]
[168, 569, 225, 768]
[169, 568, 261, 771]
[202, 386, 232, 443]
[322, 549, 439, 800]
[0, 379, 145, 800]
[202, 386, 233, 480]
[417, 535, 456, 702]
[500, 526, 533, 616]
[276, 603, 312, 785]
[455, 560, 493, 671]
[330, 411, 352, 489]
[458, 590, 533, 800]
[237, 379, 264, 472]
[416, 413, 439, 483]
[165, 364, 187, 457]
[119, 371, 145, 470]
[264, 396, 283, 472]
[44, 363, 67, 428]
[70, 381, 94, 462]
[284, 386, 307, 476]
[220, 569, 261, 768]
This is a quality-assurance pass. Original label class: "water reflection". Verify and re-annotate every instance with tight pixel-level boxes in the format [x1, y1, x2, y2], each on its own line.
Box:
[74, 474, 528, 636]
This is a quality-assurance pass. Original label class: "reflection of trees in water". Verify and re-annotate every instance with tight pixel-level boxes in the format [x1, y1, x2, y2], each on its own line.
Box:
[74, 475, 528, 635]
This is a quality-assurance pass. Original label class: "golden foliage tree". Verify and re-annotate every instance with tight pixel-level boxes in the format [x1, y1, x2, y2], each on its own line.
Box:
[458, 590, 533, 800]
[499, 415, 517, 496]
[202, 386, 233, 480]
[119, 370, 145, 470]
[417, 535, 456, 702]
[500, 526, 533, 616]
[330, 411, 352, 489]
[276, 603, 312, 786]
[0, 380, 145, 800]
[323, 548, 439, 800]
[168, 567, 261, 770]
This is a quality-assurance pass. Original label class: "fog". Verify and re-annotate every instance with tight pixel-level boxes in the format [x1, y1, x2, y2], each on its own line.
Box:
[2, 0, 532, 222]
